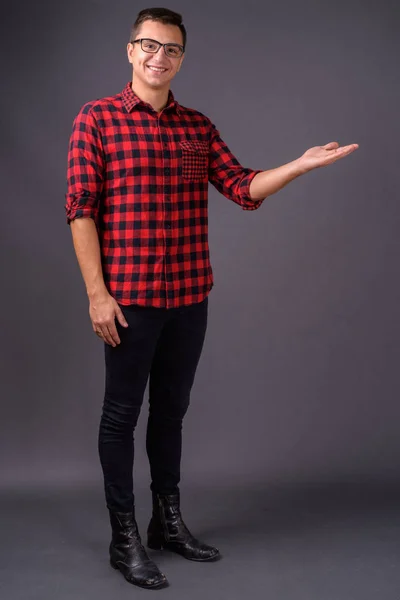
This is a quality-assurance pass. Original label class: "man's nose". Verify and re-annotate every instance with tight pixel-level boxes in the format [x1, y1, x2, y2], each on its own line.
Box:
[153, 46, 167, 63]
[152, 46, 167, 60]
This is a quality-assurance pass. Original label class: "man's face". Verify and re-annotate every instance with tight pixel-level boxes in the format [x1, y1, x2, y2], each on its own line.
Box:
[127, 20, 185, 90]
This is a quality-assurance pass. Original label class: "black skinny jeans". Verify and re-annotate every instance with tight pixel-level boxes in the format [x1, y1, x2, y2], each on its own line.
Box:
[98, 296, 208, 513]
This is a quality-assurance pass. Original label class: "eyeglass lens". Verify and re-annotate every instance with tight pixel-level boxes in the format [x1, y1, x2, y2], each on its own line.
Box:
[141, 39, 182, 57]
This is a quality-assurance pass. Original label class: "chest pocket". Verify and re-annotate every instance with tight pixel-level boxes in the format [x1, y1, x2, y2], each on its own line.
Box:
[179, 140, 209, 181]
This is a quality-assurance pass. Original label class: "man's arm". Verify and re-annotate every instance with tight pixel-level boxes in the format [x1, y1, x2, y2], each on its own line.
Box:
[207, 120, 264, 210]
[249, 141, 359, 201]
[69, 217, 128, 347]
[65, 104, 104, 225]
[65, 105, 128, 346]
[249, 159, 304, 201]
[69, 217, 108, 301]
[207, 115, 358, 208]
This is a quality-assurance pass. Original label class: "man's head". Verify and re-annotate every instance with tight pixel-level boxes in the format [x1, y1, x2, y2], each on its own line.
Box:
[127, 8, 186, 91]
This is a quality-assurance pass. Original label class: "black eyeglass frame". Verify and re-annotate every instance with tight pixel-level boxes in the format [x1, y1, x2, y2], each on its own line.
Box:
[131, 38, 185, 58]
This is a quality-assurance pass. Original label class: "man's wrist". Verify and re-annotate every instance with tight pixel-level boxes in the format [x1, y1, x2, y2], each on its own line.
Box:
[291, 157, 311, 177]
[87, 284, 109, 302]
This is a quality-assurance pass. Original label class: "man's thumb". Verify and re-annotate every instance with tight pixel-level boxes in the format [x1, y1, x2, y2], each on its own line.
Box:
[116, 307, 129, 327]
[323, 142, 339, 150]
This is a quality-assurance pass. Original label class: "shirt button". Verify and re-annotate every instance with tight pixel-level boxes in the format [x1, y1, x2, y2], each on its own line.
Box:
[165, 167, 170, 175]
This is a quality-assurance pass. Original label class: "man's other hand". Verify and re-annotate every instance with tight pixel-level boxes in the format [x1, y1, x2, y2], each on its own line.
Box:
[89, 292, 129, 347]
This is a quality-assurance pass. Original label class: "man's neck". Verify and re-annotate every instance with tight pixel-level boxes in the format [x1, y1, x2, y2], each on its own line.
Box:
[131, 79, 169, 114]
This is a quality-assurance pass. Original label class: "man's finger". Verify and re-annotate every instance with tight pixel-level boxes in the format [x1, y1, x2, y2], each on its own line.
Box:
[108, 323, 121, 346]
[115, 306, 129, 328]
[101, 325, 116, 347]
[337, 144, 358, 153]
[335, 145, 358, 159]
[95, 329, 106, 344]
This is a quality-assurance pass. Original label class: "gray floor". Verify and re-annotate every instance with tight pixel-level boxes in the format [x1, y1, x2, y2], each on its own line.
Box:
[1, 480, 400, 599]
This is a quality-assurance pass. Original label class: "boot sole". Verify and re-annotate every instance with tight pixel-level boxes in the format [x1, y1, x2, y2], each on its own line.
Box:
[147, 541, 221, 562]
[110, 558, 169, 589]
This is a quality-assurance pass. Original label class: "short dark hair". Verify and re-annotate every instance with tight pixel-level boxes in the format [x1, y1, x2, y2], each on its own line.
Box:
[129, 7, 186, 49]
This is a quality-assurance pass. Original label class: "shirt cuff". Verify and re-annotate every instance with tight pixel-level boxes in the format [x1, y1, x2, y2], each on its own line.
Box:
[239, 169, 265, 211]
[65, 191, 99, 224]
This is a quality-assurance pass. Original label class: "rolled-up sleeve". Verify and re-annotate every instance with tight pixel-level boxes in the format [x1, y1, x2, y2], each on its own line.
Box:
[207, 120, 264, 210]
[65, 103, 105, 225]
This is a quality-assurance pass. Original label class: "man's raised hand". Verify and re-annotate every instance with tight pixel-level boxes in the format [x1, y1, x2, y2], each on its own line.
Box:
[298, 141, 359, 173]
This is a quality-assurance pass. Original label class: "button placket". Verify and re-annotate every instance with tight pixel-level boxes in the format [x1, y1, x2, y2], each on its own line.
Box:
[158, 119, 173, 305]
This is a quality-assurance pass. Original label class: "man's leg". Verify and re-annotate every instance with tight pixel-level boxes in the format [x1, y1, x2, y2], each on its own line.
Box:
[146, 296, 209, 494]
[145, 296, 220, 561]
[98, 303, 164, 512]
[98, 304, 170, 588]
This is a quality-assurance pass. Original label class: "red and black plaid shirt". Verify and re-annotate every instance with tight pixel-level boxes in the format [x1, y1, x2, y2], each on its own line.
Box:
[65, 81, 264, 308]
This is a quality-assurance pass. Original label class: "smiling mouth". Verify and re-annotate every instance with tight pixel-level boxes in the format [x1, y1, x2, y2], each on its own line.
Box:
[147, 65, 168, 73]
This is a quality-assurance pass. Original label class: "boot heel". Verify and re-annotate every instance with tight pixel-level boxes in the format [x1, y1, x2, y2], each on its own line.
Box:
[110, 557, 119, 570]
[147, 532, 164, 550]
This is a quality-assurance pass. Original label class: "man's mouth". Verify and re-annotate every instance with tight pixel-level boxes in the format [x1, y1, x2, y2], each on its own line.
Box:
[147, 65, 168, 73]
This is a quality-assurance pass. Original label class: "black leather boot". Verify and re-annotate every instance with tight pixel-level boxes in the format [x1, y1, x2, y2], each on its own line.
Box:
[109, 509, 169, 589]
[147, 491, 221, 561]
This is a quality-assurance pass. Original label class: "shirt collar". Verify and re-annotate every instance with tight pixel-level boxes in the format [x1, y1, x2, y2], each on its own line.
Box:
[121, 81, 181, 115]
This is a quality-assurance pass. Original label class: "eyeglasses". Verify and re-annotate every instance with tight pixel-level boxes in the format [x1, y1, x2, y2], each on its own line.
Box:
[131, 38, 185, 58]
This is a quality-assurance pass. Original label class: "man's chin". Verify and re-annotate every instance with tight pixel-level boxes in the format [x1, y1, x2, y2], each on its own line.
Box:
[146, 78, 171, 90]
[133, 73, 172, 92]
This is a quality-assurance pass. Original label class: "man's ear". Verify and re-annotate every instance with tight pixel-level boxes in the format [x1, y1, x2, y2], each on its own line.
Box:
[127, 43, 133, 64]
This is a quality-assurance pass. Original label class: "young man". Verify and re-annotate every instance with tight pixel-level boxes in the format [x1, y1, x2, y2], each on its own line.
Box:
[65, 7, 358, 591]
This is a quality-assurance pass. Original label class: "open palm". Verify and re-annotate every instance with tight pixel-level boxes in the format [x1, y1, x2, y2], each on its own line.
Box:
[299, 141, 359, 172]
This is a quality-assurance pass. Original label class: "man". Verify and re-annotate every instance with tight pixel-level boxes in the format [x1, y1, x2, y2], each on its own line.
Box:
[65, 6, 358, 591]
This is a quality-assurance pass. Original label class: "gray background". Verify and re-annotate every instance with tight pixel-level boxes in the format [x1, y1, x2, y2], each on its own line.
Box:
[2, 2, 400, 598]
[1, 0, 399, 493]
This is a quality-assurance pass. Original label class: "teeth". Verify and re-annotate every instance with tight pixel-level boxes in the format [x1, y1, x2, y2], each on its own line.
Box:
[148, 66, 166, 72]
